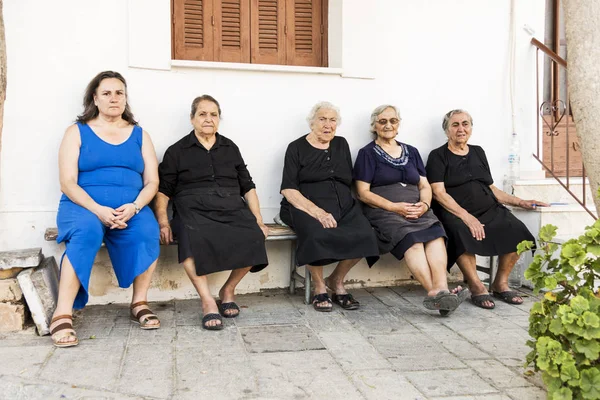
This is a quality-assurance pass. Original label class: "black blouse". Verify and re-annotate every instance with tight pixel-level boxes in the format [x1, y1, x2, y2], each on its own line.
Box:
[280, 135, 353, 192]
[158, 132, 256, 198]
[426, 144, 497, 215]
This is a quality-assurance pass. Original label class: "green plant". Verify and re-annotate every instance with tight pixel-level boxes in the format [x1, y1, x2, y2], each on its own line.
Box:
[518, 208, 600, 400]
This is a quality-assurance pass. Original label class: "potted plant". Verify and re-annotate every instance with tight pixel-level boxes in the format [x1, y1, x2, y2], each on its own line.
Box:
[518, 193, 600, 400]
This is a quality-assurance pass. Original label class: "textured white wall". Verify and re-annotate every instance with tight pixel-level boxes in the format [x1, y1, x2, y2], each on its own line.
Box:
[0, 0, 546, 304]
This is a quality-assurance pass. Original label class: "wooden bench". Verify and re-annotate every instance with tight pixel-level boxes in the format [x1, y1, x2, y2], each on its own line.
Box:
[44, 224, 314, 304]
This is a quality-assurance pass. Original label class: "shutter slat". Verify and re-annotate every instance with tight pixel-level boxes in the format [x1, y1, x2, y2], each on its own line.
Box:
[215, 0, 250, 62]
[184, 0, 204, 47]
[286, 0, 323, 66]
[173, 0, 215, 61]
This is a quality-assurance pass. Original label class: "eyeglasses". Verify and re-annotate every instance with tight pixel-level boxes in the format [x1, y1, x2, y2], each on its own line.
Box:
[376, 118, 400, 126]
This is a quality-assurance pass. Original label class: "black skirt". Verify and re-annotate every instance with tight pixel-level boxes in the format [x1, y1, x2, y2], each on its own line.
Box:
[363, 183, 446, 260]
[172, 187, 268, 276]
[280, 180, 379, 267]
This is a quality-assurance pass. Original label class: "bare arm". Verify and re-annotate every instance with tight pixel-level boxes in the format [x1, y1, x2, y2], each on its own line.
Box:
[114, 130, 160, 223]
[244, 189, 269, 238]
[154, 192, 172, 244]
[281, 188, 337, 228]
[430, 181, 486, 240]
[490, 185, 549, 209]
[59, 124, 124, 228]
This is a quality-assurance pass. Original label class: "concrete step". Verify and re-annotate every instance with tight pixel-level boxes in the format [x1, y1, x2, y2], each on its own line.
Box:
[511, 204, 596, 239]
[513, 178, 596, 206]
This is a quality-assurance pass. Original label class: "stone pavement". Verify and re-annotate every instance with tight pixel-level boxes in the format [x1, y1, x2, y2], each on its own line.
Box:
[0, 285, 547, 400]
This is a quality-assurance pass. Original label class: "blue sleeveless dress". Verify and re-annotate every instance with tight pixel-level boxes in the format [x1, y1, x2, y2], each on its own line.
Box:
[57, 123, 160, 309]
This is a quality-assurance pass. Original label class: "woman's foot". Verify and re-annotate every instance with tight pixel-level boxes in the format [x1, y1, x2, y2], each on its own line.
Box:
[50, 314, 79, 348]
[468, 282, 495, 309]
[218, 287, 240, 318]
[490, 283, 524, 304]
[130, 301, 161, 329]
[201, 298, 223, 329]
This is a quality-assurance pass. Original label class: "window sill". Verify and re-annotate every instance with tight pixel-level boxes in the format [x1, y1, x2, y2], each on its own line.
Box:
[171, 60, 344, 76]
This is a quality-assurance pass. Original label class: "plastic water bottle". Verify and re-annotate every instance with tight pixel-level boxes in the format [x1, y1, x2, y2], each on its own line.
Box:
[504, 132, 520, 194]
[508, 254, 524, 288]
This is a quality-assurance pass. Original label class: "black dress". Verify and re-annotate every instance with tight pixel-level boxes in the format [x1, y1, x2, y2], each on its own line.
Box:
[159, 132, 268, 276]
[279, 135, 379, 267]
[353, 141, 446, 260]
[426, 143, 535, 270]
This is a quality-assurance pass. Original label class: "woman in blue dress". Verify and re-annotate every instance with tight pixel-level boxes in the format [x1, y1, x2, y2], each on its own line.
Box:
[354, 105, 468, 315]
[51, 71, 161, 347]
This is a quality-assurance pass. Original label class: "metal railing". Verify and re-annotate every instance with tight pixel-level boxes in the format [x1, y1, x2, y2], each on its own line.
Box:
[531, 37, 597, 220]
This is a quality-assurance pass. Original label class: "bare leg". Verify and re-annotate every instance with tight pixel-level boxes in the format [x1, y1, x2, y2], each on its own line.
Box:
[423, 237, 451, 294]
[218, 266, 252, 316]
[182, 257, 220, 328]
[50, 255, 81, 345]
[130, 259, 160, 327]
[404, 243, 439, 296]
[307, 265, 329, 308]
[456, 252, 494, 308]
[490, 252, 523, 303]
[324, 258, 361, 295]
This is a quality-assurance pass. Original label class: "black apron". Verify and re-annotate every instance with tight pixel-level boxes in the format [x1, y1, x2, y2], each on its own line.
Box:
[172, 187, 268, 276]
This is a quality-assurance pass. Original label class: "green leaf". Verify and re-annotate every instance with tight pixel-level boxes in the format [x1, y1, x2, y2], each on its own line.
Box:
[561, 243, 587, 267]
[550, 387, 573, 400]
[518, 240, 535, 255]
[545, 277, 558, 290]
[531, 302, 544, 315]
[580, 368, 600, 399]
[571, 296, 590, 314]
[582, 311, 600, 328]
[549, 318, 564, 335]
[540, 224, 558, 242]
[560, 361, 580, 386]
[588, 244, 600, 257]
[574, 339, 600, 360]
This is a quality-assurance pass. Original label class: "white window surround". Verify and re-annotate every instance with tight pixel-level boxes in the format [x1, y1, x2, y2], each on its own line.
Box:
[127, 0, 375, 79]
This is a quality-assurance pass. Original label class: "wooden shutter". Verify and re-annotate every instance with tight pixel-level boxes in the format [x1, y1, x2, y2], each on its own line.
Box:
[173, 0, 215, 61]
[286, 0, 322, 66]
[215, 0, 251, 63]
[250, 0, 286, 65]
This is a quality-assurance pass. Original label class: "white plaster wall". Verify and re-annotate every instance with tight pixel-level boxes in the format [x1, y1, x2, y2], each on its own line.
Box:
[0, 0, 546, 305]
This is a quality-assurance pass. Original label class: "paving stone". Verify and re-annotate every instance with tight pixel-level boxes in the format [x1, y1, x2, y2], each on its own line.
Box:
[176, 324, 243, 351]
[458, 329, 531, 359]
[419, 324, 492, 359]
[344, 308, 419, 335]
[318, 331, 390, 371]
[465, 359, 532, 389]
[0, 248, 42, 270]
[505, 386, 547, 400]
[233, 293, 304, 327]
[430, 395, 511, 400]
[366, 287, 414, 308]
[0, 302, 26, 332]
[17, 257, 60, 335]
[389, 352, 467, 371]
[302, 308, 356, 332]
[345, 288, 389, 310]
[128, 324, 176, 345]
[174, 344, 257, 399]
[40, 339, 126, 390]
[117, 344, 173, 398]
[0, 345, 53, 378]
[0, 278, 23, 301]
[367, 332, 448, 358]
[240, 324, 324, 353]
[405, 368, 497, 397]
[249, 350, 364, 399]
[350, 369, 426, 399]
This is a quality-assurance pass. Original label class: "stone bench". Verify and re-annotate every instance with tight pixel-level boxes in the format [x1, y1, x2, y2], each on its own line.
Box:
[44, 224, 315, 304]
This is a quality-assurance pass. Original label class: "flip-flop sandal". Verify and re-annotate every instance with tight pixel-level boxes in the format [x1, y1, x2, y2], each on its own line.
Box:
[332, 293, 360, 310]
[470, 294, 496, 309]
[50, 315, 79, 348]
[312, 293, 333, 312]
[492, 290, 524, 305]
[130, 301, 161, 330]
[423, 290, 459, 312]
[217, 301, 241, 318]
[202, 313, 224, 330]
[455, 287, 471, 305]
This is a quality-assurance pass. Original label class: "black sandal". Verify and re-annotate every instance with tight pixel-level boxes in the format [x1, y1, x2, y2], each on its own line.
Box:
[332, 293, 360, 310]
[312, 293, 333, 312]
[217, 301, 241, 318]
[202, 313, 224, 330]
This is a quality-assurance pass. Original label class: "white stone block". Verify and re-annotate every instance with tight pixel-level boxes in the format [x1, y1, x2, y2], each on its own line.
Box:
[0, 248, 42, 270]
[0, 303, 25, 332]
[17, 257, 59, 336]
[0, 279, 23, 302]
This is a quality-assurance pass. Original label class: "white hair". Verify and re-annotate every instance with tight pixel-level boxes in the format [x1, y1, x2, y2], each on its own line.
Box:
[442, 109, 473, 133]
[306, 101, 342, 127]
[370, 104, 401, 134]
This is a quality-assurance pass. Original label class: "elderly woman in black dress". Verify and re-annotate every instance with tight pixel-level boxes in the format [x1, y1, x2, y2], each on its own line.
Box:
[354, 105, 468, 315]
[426, 109, 548, 309]
[155, 95, 269, 329]
[280, 102, 379, 312]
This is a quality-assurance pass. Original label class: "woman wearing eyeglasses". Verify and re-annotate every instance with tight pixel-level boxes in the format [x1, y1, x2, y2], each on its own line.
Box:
[279, 101, 379, 312]
[354, 105, 468, 315]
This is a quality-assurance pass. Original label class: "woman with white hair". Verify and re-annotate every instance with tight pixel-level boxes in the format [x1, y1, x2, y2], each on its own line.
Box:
[279, 102, 379, 312]
[354, 104, 468, 315]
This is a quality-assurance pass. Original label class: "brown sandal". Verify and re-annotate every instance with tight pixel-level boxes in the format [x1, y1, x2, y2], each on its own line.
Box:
[50, 315, 79, 348]
[130, 301, 161, 330]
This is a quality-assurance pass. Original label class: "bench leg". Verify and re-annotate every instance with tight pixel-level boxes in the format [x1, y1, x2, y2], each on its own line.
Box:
[489, 255, 497, 284]
[289, 244, 296, 295]
[304, 267, 311, 305]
